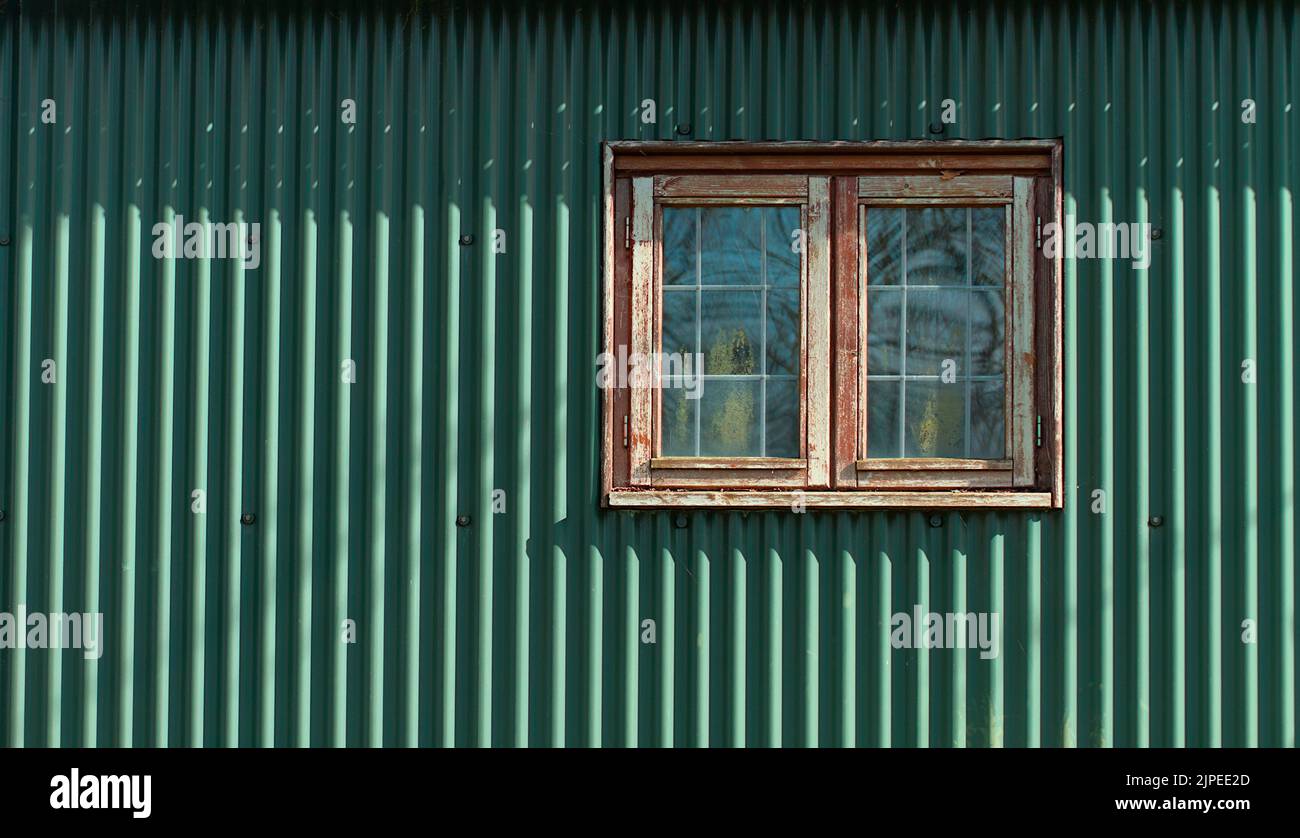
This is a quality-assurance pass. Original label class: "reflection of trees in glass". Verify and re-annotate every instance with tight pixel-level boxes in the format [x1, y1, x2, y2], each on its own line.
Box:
[765, 207, 801, 286]
[970, 382, 1005, 458]
[767, 243, 800, 277]
[701, 208, 763, 284]
[971, 208, 1004, 286]
[707, 328, 756, 453]
[868, 209, 904, 285]
[710, 387, 756, 454]
[707, 326, 755, 376]
[903, 290, 1004, 375]
[914, 389, 963, 456]
[665, 393, 693, 455]
[969, 291, 1003, 374]
[907, 208, 966, 285]
[904, 289, 972, 378]
[765, 291, 799, 375]
[663, 208, 698, 285]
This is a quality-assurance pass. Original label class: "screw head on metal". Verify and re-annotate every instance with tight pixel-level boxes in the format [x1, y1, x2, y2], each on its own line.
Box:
[928, 513, 944, 528]
[1148, 515, 1164, 528]
[0, 236, 9, 246]
[459, 233, 474, 246]
[0, 510, 6, 523]
[673, 513, 689, 529]
[1151, 227, 1163, 240]
[240, 512, 256, 526]
[928, 121, 944, 135]
[455, 514, 471, 527]
[675, 122, 692, 136]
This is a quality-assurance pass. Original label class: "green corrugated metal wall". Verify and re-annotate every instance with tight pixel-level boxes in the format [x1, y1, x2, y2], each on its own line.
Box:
[0, 0, 1296, 747]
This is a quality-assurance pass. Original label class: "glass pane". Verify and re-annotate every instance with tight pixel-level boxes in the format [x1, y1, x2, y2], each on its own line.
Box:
[867, 288, 903, 375]
[765, 377, 800, 457]
[661, 382, 698, 456]
[904, 380, 966, 457]
[766, 288, 800, 376]
[867, 379, 901, 458]
[701, 289, 762, 375]
[905, 288, 967, 377]
[906, 207, 967, 286]
[867, 208, 903, 285]
[765, 207, 801, 287]
[662, 289, 697, 360]
[970, 380, 1006, 459]
[971, 208, 1004, 287]
[699, 379, 762, 456]
[700, 207, 762, 285]
[970, 289, 1005, 376]
[663, 208, 697, 286]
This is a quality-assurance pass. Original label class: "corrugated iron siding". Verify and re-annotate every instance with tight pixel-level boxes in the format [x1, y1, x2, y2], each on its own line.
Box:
[0, 0, 1296, 747]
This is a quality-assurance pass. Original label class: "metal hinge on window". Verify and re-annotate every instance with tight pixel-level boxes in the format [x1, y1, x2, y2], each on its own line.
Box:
[624, 216, 631, 249]
[1036, 414, 1043, 448]
[1035, 215, 1042, 249]
[623, 414, 630, 448]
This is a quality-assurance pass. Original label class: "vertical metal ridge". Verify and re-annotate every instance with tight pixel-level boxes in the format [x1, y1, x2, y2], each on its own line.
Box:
[1276, 3, 1298, 748]
[1236, 2, 1261, 749]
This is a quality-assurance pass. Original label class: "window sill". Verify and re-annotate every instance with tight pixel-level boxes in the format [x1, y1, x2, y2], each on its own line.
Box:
[605, 489, 1053, 510]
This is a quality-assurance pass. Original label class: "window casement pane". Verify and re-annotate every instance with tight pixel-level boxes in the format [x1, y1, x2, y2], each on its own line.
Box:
[862, 205, 1009, 462]
[851, 169, 1041, 495]
[657, 206, 802, 459]
[626, 174, 831, 488]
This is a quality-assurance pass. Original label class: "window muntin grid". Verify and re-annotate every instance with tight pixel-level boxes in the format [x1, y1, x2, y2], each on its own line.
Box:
[659, 205, 803, 458]
[864, 206, 1007, 459]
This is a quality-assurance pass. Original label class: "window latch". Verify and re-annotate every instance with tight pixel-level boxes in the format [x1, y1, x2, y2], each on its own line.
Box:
[624, 216, 631, 250]
[623, 414, 630, 448]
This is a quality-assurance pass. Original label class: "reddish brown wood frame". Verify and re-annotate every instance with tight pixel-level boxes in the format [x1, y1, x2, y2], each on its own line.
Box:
[601, 140, 1064, 510]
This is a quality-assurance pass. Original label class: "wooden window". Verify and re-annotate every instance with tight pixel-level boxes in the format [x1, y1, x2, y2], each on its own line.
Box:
[602, 142, 1063, 510]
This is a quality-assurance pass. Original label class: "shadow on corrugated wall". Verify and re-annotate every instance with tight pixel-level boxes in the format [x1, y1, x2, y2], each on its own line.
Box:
[0, 0, 1295, 746]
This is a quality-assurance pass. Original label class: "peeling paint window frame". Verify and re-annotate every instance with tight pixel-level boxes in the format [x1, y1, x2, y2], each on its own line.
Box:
[854, 177, 1025, 490]
[602, 141, 1063, 510]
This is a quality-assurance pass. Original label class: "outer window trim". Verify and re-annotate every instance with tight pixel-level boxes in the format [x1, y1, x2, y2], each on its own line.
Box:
[602, 140, 1064, 510]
